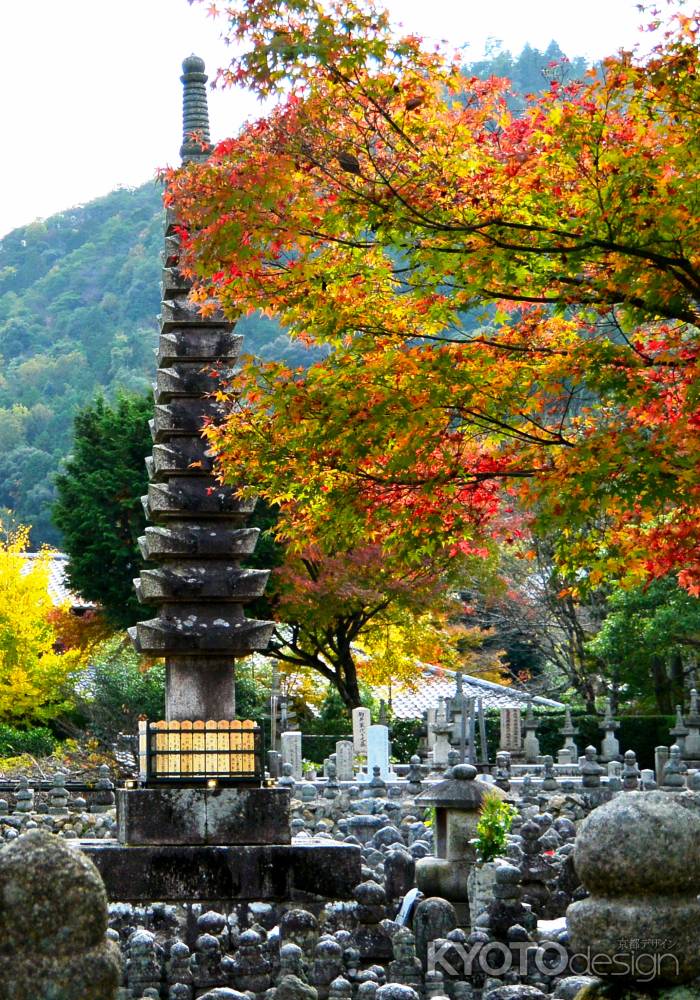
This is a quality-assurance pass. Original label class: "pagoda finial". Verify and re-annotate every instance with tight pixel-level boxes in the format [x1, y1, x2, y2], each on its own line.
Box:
[180, 54, 212, 163]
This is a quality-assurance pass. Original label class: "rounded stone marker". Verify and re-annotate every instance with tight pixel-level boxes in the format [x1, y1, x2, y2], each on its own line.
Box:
[573, 790, 700, 896]
[480, 987, 547, 999]
[0, 828, 121, 999]
[567, 791, 700, 986]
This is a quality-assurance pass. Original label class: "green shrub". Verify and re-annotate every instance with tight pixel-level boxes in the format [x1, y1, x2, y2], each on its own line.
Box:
[473, 793, 518, 863]
[0, 724, 56, 758]
[234, 673, 267, 724]
[617, 715, 675, 769]
[80, 640, 166, 742]
[390, 716, 423, 761]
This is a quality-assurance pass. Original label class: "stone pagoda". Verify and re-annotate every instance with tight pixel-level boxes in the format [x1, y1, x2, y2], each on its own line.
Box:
[84, 56, 361, 904]
[128, 54, 274, 724]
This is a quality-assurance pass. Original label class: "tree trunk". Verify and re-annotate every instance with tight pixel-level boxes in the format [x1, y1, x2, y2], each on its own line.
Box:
[652, 656, 672, 713]
[334, 647, 362, 711]
[581, 678, 596, 715]
[669, 650, 685, 709]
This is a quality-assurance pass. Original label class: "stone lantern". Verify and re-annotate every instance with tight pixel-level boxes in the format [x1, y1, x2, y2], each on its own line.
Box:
[414, 764, 505, 919]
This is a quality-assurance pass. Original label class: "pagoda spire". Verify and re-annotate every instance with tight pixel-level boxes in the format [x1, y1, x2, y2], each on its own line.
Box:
[180, 54, 212, 163]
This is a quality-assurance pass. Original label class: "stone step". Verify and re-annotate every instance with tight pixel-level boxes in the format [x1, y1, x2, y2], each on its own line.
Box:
[165, 206, 181, 235]
[161, 235, 180, 269]
[160, 294, 227, 328]
[160, 266, 189, 298]
[84, 840, 361, 902]
[152, 399, 223, 440]
[138, 524, 260, 561]
[135, 564, 269, 602]
[155, 363, 237, 401]
[149, 438, 215, 479]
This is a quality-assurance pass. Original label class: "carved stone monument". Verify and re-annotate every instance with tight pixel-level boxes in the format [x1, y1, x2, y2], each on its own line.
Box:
[522, 698, 541, 764]
[82, 56, 361, 905]
[414, 764, 506, 921]
[0, 830, 121, 999]
[598, 698, 621, 763]
[281, 731, 303, 781]
[499, 706, 522, 756]
[128, 54, 274, 723]
[684, 688, 700, 761]
[352, 707, 370, 755]
[567, 790, 700, 988]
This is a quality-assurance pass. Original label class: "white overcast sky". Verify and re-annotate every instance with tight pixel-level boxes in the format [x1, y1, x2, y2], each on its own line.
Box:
[0, 0, 646, 238]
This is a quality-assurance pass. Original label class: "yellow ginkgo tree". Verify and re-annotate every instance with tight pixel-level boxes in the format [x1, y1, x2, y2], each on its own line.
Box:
[357, 610, 508, 694]
[0, 523, 85, 725]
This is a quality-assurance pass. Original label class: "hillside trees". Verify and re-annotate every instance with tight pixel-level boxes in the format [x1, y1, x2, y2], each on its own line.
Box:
[0, 185, 163, 545]
[0, 182, 329, 543]
[167, 0, 700, 599]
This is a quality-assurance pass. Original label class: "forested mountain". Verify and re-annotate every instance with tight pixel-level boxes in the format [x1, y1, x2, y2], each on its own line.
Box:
[0, 185, 161, 543]
[0, 42, 586, 546]
[0, 187, 297, 544]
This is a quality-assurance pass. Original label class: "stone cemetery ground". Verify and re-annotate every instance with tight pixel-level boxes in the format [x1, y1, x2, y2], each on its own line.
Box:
[3, 695, 700, 1000]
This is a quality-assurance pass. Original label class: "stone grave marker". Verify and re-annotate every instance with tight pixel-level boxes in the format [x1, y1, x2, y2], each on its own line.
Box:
[425, 708, 437, 749]
[352, 707, 370, 755]
[499, 707, 522, 753]
[281, 731, 303, 781]
[368, 724, 390, 780]
[335, 741, 354, 781]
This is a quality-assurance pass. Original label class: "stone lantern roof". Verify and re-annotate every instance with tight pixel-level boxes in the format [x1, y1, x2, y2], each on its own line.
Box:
[415, 764, 504, 809]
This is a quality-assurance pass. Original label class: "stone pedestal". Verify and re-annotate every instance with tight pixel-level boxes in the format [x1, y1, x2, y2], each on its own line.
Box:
[83, 840, 362, 903]
[103, 780, 362, 905]
[466, 860, 500, 925]
[117, 786, 291, 846]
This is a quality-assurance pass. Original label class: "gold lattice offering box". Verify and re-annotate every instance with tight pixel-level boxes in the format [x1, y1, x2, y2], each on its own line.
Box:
[138, 719, 262, 785]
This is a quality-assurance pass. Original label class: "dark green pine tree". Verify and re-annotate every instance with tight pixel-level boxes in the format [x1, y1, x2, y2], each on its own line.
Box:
[53, 392, 153, 629]
[53, 390, 284, 630]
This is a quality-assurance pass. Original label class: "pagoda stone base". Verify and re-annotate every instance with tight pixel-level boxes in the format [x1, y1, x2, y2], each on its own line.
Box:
[81, 841, 362, 902]
[84, 785, 362, 903]
[116, 786, 290, 847]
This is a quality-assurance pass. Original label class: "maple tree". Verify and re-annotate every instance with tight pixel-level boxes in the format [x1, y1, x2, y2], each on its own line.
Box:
[263, 542, 504, 709]
[166, 0, 699, 600]
[0, 523, 86, 725]
[460, 533, 608, 711]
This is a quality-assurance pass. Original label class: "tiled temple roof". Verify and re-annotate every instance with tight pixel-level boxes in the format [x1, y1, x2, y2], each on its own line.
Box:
[20, 552, 94, 609]
[376, 665, 563, 718]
